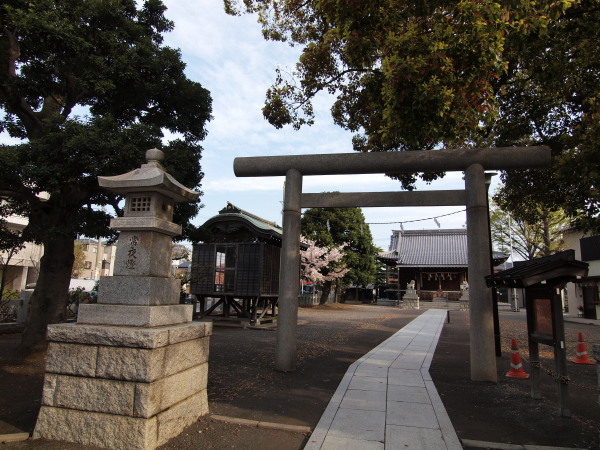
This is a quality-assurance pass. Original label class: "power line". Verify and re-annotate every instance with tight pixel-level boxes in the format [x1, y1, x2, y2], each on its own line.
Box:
[366, 209, 467, 225]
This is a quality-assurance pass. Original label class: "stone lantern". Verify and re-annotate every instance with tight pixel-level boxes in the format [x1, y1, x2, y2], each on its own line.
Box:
[78, 147, 198, 325]
[34, 149, 212, 450]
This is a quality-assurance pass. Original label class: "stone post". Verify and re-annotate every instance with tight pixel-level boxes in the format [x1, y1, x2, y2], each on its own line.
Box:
[34, 149, 211, 450]
[465, 163, 497, 382]
[276, 169, 302, 372]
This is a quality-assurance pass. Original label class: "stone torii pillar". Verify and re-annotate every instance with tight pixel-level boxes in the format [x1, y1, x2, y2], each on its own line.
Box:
[234, 146, 551, 382]
[34, 149, 211, 450]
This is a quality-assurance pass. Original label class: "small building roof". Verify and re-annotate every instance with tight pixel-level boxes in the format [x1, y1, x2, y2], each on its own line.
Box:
[200, 202, 285, 247]
[379, 228, 509, 268]
[485, 250, 588, 288]
[177, 261, 191, 269]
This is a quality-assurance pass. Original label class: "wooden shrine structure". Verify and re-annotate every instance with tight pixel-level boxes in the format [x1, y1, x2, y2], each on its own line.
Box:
[190, 202, 285, 326]
[379, 228, 509, 301]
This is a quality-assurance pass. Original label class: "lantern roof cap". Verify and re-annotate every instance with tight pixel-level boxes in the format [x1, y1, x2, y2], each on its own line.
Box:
[98, 148, 199, 203]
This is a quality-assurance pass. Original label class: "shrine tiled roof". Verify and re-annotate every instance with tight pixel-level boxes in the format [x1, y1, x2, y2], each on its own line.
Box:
[387, 229, 468, 267]
[217, 212, 283, 237]
[379, 228, 509, 268]
[486, 250, 588, 288]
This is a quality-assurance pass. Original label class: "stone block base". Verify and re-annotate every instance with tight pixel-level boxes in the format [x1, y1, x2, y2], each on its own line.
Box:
[99, 276, 181, 306]
[34, 391, 207, 450]
[77, 304, 193, 327]
[34, 321, 211, 449]
[402, 296, 420, 309]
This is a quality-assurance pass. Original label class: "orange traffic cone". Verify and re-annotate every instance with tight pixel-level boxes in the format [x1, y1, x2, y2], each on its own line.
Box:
[506, 338, 530, 378]
[572, 332, 595, 365]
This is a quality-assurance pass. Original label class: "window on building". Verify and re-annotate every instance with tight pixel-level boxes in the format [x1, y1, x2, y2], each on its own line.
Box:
[214, 245, 237, 293]
[84, 261, 92, 269]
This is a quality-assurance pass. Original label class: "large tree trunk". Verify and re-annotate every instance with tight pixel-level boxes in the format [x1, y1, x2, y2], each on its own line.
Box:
[319, 280, 332, 305]
[21, 234, 75, 351]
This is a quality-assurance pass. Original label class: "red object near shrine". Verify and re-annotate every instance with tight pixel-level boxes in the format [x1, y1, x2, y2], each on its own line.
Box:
[506, 338, 530, 379]
[572, 332, 595, 365]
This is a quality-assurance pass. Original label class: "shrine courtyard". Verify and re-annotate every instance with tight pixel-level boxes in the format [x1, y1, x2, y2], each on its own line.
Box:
[1, 304, 598, 449]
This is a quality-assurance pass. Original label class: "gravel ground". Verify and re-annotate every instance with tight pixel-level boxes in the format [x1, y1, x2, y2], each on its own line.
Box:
[1, 304, 598, 449]
[431, 310, 600, 449]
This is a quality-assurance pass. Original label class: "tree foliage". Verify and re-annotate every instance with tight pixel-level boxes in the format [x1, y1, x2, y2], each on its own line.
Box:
[71, 242, 86, 278]
[490, 1, 599, 233]
[490, 200, 569, 260]
[225, 1, 582, 184]
[226, 0, 598, 229]
[301, 206, 378, 288]
[172, 243, 191, 261]
[0, 0, 212, 348]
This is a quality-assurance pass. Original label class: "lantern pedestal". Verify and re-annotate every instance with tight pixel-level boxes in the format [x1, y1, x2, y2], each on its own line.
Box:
[34, 149, 207, 450]
[34, 322, 211, 449]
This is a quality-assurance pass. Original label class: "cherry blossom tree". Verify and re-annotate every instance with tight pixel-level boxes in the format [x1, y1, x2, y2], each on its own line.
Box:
[300, 238, 349, 304]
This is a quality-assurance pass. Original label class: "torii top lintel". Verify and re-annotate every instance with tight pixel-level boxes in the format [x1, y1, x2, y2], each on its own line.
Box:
[234, 146, 551, 177]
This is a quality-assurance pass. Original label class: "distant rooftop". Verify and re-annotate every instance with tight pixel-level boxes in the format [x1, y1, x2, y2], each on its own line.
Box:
[379, 229, 508, 268]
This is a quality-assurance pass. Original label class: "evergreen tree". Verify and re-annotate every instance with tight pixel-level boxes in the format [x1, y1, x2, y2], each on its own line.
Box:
[0, 0, 212, 348]
[302, 206, 378, 303]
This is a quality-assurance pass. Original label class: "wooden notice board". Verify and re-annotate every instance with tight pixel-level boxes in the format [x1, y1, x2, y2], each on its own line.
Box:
[532, 297, 553, 338]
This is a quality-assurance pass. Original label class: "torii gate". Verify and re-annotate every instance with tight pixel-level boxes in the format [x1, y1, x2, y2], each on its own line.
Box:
[234, 146, 551, 382]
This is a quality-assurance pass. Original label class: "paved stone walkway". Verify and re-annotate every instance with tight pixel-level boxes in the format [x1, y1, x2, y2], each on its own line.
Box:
[304, 309, 462, 449]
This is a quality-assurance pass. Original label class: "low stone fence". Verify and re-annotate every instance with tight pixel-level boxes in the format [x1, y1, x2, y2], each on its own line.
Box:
[298, 291, 335, 307]
[298, 294, 320, 307]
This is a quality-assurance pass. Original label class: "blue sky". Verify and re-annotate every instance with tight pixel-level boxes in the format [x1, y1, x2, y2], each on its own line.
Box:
[161, 1, 497, 249]
[1, 1, 502, 250]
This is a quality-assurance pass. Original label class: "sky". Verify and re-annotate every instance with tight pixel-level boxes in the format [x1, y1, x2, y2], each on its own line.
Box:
[160, 0, 504, 250]
[1, 1, 502, 251]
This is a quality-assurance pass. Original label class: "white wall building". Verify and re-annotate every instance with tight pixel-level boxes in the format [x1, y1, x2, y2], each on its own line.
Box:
[73, 238, 117, 281]
[564, 230, 600, 320]
[0, 213, 43, 292]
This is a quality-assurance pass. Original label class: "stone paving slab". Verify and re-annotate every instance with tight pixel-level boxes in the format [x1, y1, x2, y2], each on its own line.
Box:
[321, 435, 384, 450]
[386, 425, 448, 449]
[327, 408, 386, 442]
[347, 376, 387, 392]
[304, 309, 461, 450]
[340, 389, 387, 412]
[387, 385, 430, 404]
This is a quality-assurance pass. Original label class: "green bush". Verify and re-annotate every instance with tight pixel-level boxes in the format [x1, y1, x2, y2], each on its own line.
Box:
[1, 289, 20, 301]
[66, 287, 97, 321]
[0, 290, 19, 322]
